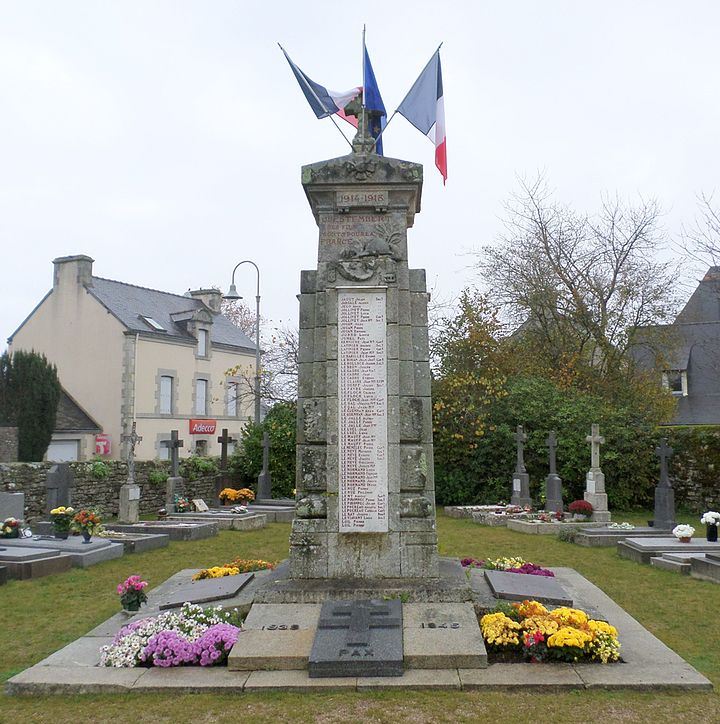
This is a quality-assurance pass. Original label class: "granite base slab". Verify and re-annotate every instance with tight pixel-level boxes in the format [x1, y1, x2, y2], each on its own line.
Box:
[0, 545, 73, 579]
[649, 556, 692, 574]
[506, 519, 606, 536]
[617, 537, 720, 565]
[690, 555, 720, 583]
[575, 527, 671, 547]
[484, 569, 573, 606]
[246, 505, 294, 523]
[108, 521, 219, 541]
[98, 531, 170, 554]
[0, 536, 124, 567]
[167, 512, 267, 531]
[159, 573, 255, 610]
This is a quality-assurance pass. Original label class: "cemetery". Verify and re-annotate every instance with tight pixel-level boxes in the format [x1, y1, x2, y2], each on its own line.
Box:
[2, 10, 720, 721]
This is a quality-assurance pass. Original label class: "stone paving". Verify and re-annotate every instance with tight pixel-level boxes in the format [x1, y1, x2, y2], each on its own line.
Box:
[5, 567, 711, 694]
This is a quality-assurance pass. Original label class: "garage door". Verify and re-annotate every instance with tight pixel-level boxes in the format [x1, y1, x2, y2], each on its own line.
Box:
[46, 439, 80, 462]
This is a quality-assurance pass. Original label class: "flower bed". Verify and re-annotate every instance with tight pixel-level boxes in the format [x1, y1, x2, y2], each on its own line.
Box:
[101, 603, 241, 668]
[461, 556, 555, 577]
[480, 600, 620, 664]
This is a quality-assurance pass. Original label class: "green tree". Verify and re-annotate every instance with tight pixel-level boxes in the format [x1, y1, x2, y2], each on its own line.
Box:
[0, 350, 61, 462]
[229, 401, 296, 498]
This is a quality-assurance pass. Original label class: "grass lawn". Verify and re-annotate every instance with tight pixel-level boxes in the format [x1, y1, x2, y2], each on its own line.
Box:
[0, 514, 718, 723]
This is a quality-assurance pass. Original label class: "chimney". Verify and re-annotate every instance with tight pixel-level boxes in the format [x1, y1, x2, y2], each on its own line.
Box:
[189, 288, 222, 313]
[53, 255, 94, 289]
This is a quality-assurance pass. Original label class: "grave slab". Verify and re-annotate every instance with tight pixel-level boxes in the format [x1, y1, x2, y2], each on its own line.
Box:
[167, 511, 266, 531]
[246, 504, 294, 523]
[97, 531, 170, 554]
[158, 573, 255, 610]
[0, 491, 25, 520]
[40, 636, 112, 667]
[690, 556, 720, 583]
[507, 519, 606, 536]
[244, 669, 357, 691]
[357, 668, 461, 690]
[575, 526, 671, 547]
[309, 599, 403, 678]
[402, 602, 487, 669]
[133, 666, 249, 692]
[460, 663, 584, 690]
[228, 603, 321, 671]
[484, 570, 573, 606]
[3, 536, 124, 568]
[649, 556, 692, 574]
[0, 545, 73, 580]
[617, 537, 720, 565]
[5, 665, 145, 695]
[108, 521, 219, 541]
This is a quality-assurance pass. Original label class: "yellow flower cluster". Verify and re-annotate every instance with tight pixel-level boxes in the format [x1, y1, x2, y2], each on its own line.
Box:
[192, 565, 240, 581]
[50, 506, 74, 516]
[588, 631, 622, 664]
[588, 619, 618, 637]
[486, 556, 525, 570]
[548, 607, 589, 629]
[521, 615, 559, 636]
[479, 612, 521, 646]
[513, 600, 548, 618]
[547, 626, 593, 649]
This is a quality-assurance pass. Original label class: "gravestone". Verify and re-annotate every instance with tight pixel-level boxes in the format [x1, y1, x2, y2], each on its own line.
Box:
[159, 573, 255, 610]
[216, 428, 236, 502]
[118, 422, 142, 524]
[257, 431, 272, 500]
[544, 430, 563, 512]
[583, 424, 611, 523]
[484, 570, 573, 606]
[510, 425, 532, 507]
[653, 438, 675, 530]
[308, 599, 403, 677]
[44, 463, 74, 514]
[160, 430, 184, 513]
[0, 491, 25, 521]
[290, 134, 438, 580]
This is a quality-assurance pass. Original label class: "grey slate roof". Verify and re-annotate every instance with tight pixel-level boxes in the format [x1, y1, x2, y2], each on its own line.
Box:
[55, 389, 101, 433]
[88, 277, 256, 351]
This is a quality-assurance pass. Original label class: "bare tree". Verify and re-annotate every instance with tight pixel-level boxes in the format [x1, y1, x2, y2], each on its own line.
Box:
[682, 192, 720, 268]
[477, 176, 680, 379]
[220, 299, 258, 339]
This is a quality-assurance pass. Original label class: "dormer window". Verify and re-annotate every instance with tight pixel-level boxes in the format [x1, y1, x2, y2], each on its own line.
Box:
[140, 315, 166, 332]
[662, 370, 688, 397]
[197, 329, 208, 357]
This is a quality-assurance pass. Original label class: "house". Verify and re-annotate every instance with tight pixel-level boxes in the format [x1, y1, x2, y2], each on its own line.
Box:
[7, 255, 257, 461]
[632, 267, 720, 425]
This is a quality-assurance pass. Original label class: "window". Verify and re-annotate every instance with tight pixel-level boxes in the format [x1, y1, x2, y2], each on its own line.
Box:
[195, 379, 208, 415]
[140, 315, 166, 332]
[158, 440, 170, 460]
[197, 329, 208, 357]
[662, 370, 688, 397]
[195, 439, 208, 456]
[159, 376, 173, 414]
[227, 381, 238, 417]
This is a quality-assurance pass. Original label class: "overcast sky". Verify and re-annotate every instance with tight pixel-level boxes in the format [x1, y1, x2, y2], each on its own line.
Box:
[2, 0, 719, 345]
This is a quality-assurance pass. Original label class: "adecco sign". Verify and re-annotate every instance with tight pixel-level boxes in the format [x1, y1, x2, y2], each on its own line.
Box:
[189, 419, 217, 435]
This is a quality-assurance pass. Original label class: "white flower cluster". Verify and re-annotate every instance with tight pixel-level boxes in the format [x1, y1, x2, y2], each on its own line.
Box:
[700, 511, 720, 526]
[607, 522, 635, 530]
[100, 603, 230, 667]
[672, 524, 695, 540]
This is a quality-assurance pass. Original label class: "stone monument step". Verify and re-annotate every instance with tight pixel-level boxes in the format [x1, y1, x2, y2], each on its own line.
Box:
[617, 537, 720, 565]
[649, 556, 691, 575]
[690, 556, 720, 584]
[166, 512, 267, 531]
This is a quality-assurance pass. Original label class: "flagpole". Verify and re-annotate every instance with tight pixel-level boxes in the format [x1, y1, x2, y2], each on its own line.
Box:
[368, 42, 443, 154]
[361, 25, 367, 148]
[278, 43, 354, 151]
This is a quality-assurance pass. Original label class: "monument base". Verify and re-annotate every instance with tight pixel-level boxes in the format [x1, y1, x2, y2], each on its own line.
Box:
[544, 474, 563, 512]
[255, 558, 473, 604]
[118, 483, 140, 524]
[510, 473, 531, 508]
[654, 487, 675, 530]
[584, 491, 611, 522]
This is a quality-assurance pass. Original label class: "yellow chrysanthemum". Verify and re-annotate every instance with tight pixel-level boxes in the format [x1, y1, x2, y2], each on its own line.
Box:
[480, 612, 521, 646]
[588, 619, 618, 637]
[513, 600, 548, 618]
[521, 615, 559, 635]
[547, 626, 593, 649]
[548, 607, 589, 629]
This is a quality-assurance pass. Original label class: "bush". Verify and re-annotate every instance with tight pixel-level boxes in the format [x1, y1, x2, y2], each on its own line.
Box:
[88, 458, 110, 481]
[147, 467, 169, 485]
[179, 455, 218, 482]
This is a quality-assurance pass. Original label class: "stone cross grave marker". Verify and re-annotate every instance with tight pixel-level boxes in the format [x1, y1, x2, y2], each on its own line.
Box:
[216, 428, 236, 501]
[308, 599, 403, 678]
[653, 437, 675, 530]
[257, 430, 272, 500]
[544, 430, 563, 513]
[510, 425, 532, 507]
[160, 430, 184, 512]
[119, 422, 143, 523]
[584, 424, 610, 522]
[44, 463, 74, 514]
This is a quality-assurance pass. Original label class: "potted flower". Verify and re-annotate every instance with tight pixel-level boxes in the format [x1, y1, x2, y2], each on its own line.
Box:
[236, 488, 255, 505]
[1, 517, 21, 538]
[219, 488, 239, 505]
[117, 575, 148, 612]
[700, 511, 720, 542]
[72, 509, 102, 543]
[49, 506, 75, 539]
[174, 495, 191, 512]
[672, 523, 695, 543]
[568, 500, 593, 520]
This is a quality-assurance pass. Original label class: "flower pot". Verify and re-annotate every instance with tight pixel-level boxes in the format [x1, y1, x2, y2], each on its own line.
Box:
[81, 531, 92, 544]
[679, 536, 692, 543]
[122, 601, 141, 612]
[54, 530, 69, 540]
[707, 525, 718, 543]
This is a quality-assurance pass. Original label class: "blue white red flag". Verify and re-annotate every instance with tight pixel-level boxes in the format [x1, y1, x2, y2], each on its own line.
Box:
[363, 43, 386, 155]
[280, 45, 361, 119]
[397, 49, 447, 183]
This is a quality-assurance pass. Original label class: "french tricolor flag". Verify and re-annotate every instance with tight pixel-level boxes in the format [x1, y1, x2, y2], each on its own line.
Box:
[280, 45, 361, 121]
[397, 49, 447, 183]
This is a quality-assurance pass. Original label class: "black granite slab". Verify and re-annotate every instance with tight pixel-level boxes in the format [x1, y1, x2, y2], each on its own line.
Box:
[484, 570, 573, 606]
[308, 599, 404, 678]
[158, 573, 255, 610]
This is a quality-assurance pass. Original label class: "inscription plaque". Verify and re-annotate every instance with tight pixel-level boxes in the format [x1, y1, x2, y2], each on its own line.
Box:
[338, 288, 389, 533]
[336, 189, 388, 208]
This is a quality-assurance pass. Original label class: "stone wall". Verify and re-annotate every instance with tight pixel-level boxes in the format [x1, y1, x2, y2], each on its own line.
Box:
[0, 460, 225, 520]
[0, 427, 19, 462]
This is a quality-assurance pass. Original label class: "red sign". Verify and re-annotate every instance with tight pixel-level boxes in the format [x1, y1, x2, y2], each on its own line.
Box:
[95, 434, 111, 456]
[189, 419, 217, 435]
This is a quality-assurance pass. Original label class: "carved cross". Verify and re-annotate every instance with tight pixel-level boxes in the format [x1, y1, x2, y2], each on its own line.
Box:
[655, 437, 674, 488]
[160, 430, 184, 478]
[545, 430, 558, 475]
[217, 428, 236, 472]
[514, 425, 528, 473]
[321, 600, 401, 648]
[586, 424, 605, 470]
[122, 422, 143, 484]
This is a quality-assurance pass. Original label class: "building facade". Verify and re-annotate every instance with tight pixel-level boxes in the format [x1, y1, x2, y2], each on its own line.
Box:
[8, 255, 257, 461]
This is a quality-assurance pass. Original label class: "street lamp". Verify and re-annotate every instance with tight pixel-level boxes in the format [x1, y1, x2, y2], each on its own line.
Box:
[223, 260, 261, 425]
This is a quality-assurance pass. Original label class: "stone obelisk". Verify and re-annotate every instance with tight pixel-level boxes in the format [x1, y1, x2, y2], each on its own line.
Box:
[290, 117, 438, 579]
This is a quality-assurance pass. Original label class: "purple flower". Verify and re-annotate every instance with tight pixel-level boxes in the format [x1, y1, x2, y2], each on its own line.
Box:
[506, 563, 555, 577]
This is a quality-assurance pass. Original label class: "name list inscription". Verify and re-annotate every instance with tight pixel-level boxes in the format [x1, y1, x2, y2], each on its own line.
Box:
[338, 289, 389, 533]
